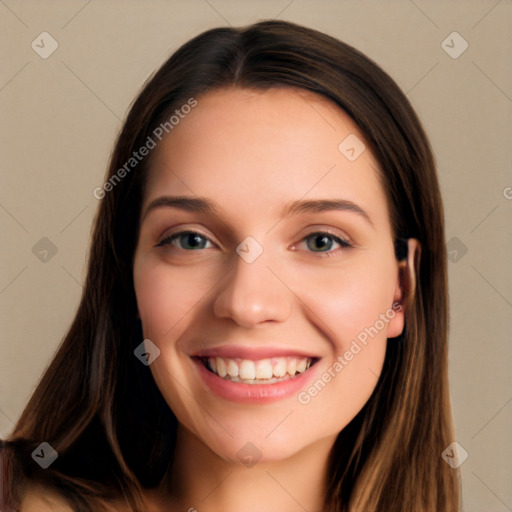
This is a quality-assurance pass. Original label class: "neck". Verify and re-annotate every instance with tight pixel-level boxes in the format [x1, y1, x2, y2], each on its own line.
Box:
[158, 425, 334, 512]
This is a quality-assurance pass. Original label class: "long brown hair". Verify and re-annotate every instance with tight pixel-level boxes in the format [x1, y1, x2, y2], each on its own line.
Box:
[2, 20, 459, 511]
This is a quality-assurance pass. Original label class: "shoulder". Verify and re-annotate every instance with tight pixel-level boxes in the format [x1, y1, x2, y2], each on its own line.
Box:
[19, 486, 129, 512]
[20, 486, 73, 512]
[19, 484, 170, 512]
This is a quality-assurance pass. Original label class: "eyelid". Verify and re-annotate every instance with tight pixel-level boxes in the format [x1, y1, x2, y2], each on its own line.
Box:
[289, 229, 353, 256]
[154, 225, 354, 252]
[155, 227, 217, 248]
[298, 226, 354, 245]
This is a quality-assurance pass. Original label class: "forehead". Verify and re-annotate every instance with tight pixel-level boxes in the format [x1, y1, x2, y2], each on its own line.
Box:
[144, 87, 388, 225]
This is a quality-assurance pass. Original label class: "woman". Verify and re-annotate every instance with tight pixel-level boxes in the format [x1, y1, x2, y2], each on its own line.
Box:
[2, 20, 460, 511]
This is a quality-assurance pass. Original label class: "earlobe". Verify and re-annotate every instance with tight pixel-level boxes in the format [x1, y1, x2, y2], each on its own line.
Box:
[388, 238, 420, 338]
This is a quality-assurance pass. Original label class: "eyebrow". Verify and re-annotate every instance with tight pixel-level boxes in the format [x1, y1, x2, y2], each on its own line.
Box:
[142, 195, 374, 228]
[142, 196, 216, 220]
[279, 199, 374, 228]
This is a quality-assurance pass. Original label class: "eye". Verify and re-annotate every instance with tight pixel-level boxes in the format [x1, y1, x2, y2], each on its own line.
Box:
[297, 231, 352, 254]
[156, 231, 213, 250]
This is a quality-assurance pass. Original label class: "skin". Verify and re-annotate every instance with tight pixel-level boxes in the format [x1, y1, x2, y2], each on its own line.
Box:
[132, 87, 417, 511]
[20, 488, 73, 512]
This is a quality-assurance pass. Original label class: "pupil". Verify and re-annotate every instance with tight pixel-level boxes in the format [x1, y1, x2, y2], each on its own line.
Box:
[310, 234, 332, 251]
[185, 234, 203, 248]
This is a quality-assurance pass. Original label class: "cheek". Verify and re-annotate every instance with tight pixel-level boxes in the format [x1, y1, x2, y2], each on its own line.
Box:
[290, 262, 395, 433]
[133, 258, 211, 424]
[288, 257, 398, 350]
[134, 259, 212, 339]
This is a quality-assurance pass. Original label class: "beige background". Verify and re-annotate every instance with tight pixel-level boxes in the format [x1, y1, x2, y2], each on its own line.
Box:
[1, 1, 511, 510]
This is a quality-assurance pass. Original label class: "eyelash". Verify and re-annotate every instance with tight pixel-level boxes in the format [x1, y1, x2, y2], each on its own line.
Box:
[156, 231, 214, 251]
[296, 231, 352, 257]
[156, 230, 352, 257]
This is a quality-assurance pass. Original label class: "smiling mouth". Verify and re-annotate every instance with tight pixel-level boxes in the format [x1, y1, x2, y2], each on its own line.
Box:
[197, 356, 316, 385]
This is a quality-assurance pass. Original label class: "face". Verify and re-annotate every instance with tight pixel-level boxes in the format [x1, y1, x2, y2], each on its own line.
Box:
[133, 88, 406, 464]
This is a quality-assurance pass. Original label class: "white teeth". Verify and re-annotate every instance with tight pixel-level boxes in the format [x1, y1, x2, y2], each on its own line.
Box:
[226, 359, 239, 378]
[255, 359, 273, 379]
[273, 358, 287, 378]
[216, 357, 227, 378]
[204, 356, 313, 383]
[296, 359, 307, 373]
[239, 360, 256, 380]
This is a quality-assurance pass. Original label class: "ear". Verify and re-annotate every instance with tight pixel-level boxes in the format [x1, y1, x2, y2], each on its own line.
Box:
[387, 238, 420, 338]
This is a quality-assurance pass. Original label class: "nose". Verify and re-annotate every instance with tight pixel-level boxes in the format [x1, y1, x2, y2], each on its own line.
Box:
[213, 252, 293, 328]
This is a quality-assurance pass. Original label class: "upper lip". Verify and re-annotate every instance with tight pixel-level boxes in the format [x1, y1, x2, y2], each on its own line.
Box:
[192, 344, 320, 360]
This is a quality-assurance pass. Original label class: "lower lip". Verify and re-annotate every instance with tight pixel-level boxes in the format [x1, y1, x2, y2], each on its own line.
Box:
[193, 358, 318, 404]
